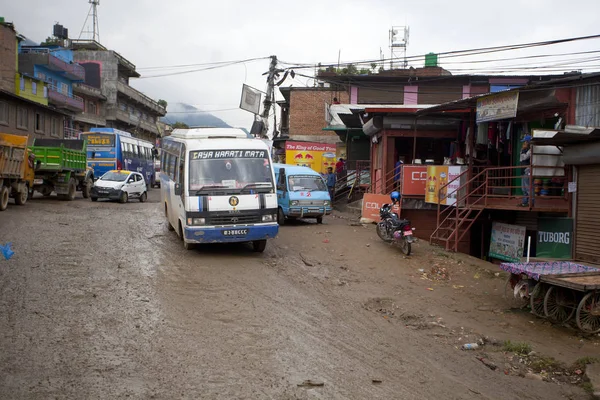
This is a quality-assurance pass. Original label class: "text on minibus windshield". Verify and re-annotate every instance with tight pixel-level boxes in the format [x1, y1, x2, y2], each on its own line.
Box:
[191, 150, 266, 160]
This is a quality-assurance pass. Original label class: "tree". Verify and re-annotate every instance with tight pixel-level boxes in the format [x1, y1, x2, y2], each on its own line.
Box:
[157, 99, 168, 109]
[371, 63, 378, 73]
[173, 121, 189, 129]
[40, 36, 61, 46]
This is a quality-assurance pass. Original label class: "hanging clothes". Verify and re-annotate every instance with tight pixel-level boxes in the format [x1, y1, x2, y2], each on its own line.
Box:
[465, 127, 471, 157]
[476, 123, 488, 145]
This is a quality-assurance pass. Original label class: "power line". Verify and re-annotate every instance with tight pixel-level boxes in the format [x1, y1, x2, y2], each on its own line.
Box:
[138, 57, 269, 79]
[279, 33, 600, 71]
[137, 57, 269, 71]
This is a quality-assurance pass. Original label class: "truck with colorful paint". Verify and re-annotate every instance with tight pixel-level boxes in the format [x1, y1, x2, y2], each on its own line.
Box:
[29, 139, 94, 200]
[0, 133, 35, 211]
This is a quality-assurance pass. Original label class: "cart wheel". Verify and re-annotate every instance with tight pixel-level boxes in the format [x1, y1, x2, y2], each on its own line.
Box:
[544, 286, 577, 324]
[530, 282, 548, 317]
[576, 292, 600, 334]
[504, 274, 529, 309]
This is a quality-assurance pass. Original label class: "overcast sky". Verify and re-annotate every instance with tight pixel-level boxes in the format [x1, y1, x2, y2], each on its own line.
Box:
[3, 0, 600, 129]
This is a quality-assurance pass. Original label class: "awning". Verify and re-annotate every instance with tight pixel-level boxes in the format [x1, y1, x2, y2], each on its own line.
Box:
[531, 125, 600, 146]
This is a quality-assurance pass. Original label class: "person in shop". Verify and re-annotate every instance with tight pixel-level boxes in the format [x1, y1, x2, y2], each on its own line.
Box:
[519, 135, 532, 207]
[325, 167, 336, 199]
[332, 97, 340, 104]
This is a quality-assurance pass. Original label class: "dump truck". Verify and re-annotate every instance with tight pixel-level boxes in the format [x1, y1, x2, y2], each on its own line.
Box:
[30, 139, 94, 200]
[0, 133, 35, 211]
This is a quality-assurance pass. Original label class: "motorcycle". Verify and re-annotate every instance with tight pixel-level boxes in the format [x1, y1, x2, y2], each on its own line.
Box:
[376, 192, 415, 255]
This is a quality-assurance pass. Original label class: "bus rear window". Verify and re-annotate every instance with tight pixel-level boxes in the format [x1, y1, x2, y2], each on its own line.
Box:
[84, 134, 114, 147]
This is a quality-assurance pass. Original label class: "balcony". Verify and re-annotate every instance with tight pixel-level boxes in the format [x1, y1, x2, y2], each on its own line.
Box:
[73, 111, 106, 127]
[73, 83, 106, 100]
[48, 84, 84, 112]
[19, 49, 85, 81]
[116, 81, 166, 116]
[115, 109, 159, 135]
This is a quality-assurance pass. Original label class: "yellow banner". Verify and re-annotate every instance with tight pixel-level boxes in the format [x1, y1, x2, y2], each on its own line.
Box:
[285, 141, 337, 174]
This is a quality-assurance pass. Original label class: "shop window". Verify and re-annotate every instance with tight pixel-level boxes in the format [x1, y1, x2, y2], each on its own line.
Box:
[0, 102, 8, 126]
[59, 82, 69, 94]
[16, 107, 28, 130]
[35, 113, 45, 133]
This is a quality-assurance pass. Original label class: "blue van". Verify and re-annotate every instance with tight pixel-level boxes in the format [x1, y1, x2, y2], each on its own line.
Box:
[274, 163, 332, 225]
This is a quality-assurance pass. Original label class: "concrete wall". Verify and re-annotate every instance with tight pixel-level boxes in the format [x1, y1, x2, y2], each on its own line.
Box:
[0, 24, 16, 93]
[0, 93, 65, 143]
[74, 50, 119, 120]
[15, 74, 48, 105]
[288, 89, 348, 142]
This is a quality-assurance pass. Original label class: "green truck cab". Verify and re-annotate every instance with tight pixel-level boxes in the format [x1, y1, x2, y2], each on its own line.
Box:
[29, 139, 94, 201]
[0, 133, 35, 211]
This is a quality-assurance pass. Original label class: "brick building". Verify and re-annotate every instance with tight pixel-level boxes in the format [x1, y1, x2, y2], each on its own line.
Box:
[279, 87, 348, 144]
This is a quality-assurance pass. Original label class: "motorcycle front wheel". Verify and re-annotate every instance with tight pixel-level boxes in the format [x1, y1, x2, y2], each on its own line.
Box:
[376, 222, 393, 243]
[398, 237, 412, 256]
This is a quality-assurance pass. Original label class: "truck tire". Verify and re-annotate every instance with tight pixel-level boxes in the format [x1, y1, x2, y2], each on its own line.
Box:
[82, 178, 92, 199]
[0, 186, 9, 211]
[64, 179, 76, 201]
[14, 186, 28, 206]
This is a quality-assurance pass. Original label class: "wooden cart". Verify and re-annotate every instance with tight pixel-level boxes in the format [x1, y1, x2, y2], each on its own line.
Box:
[501, 262, 600, 334]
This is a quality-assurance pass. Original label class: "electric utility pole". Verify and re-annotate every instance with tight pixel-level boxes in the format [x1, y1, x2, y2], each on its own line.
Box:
[261, 55, 278, 139]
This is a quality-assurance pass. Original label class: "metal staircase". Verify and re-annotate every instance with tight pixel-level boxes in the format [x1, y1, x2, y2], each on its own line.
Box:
[430, 168, 488, 251]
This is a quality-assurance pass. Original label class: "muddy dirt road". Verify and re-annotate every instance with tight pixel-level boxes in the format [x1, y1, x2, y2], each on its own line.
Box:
[0, 191, 596, 399]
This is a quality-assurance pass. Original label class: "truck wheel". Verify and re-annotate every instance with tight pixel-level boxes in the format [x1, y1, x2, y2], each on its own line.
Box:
[316, 216, 323, 224]
[65, 179, 76, 201]
[0, 186, 9, 211]
[277, 208, 285, 225]
[82, 178, 92, 199]
[119, 191, 128, 204]
[15, 187, 28, 206]
[252, 240, 267, 253]
[91, 197, 98, 202]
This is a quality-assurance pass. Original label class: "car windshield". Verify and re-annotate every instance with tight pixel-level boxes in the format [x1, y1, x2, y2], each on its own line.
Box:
[100, 171, 129, 182]
[189, 152, 274, 194]
[288, 175, 327, 192]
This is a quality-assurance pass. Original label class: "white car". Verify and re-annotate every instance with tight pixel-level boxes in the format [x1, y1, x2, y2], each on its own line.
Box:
[90, 170, 148, 203]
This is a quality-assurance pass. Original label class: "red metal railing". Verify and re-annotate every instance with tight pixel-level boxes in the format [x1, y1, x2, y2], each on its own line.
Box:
[431, 164, 570, 251]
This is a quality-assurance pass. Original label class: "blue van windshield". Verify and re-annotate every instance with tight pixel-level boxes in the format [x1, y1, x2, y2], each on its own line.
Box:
[288, 175, 327, 192]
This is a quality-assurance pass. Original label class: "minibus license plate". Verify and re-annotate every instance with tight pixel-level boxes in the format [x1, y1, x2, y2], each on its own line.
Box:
[223, 229, 248, 236]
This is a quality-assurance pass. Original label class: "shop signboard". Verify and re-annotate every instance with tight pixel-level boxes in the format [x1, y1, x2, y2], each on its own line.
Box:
[361, 193, 400, 223]
[536, 218, 573, 259]
[476, 91, 519, 123]
[285, 141, 337, 174]
[425, 166, 467, 206]
[401, 165, 427, 196]
[489, 222, 526, 262]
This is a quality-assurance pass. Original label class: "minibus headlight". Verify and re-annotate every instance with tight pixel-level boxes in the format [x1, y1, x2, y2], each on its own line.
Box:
[187, 217, 206, 226]
[262, 214, 276, 222]
[290, 200, 299, 206]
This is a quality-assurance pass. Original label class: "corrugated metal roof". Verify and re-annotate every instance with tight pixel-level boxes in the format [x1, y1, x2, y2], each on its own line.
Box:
[576, 84, 600, 127]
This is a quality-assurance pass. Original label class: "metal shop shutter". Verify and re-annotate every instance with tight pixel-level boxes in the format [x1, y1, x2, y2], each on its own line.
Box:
[575, 164, 600, 263]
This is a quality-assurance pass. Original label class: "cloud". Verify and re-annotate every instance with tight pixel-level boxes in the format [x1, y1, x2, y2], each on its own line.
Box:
[3, 0, 600, 129]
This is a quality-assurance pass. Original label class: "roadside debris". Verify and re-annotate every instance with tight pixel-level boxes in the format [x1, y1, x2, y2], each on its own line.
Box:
[372, 379, 383, 384]
[300, 253, 313, 266]
[462, 343, 479, 350]
[297, 380, 324, 387]
[477, 356, 498, 371]
[1, 242, 14, 260]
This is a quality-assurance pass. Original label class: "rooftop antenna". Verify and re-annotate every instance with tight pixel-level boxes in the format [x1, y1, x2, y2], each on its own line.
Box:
[78, 0, 100, 42]
[389, 25, 409, 69]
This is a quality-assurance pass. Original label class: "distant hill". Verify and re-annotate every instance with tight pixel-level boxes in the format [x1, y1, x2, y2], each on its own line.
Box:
[162, 103, 232, 128]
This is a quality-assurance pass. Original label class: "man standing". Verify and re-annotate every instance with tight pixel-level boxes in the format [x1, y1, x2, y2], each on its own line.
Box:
[519, 135, 532, 207]
[394, 158, 404, 190]
[325, 167, 336, 199]
[335, 158, 345, 179]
